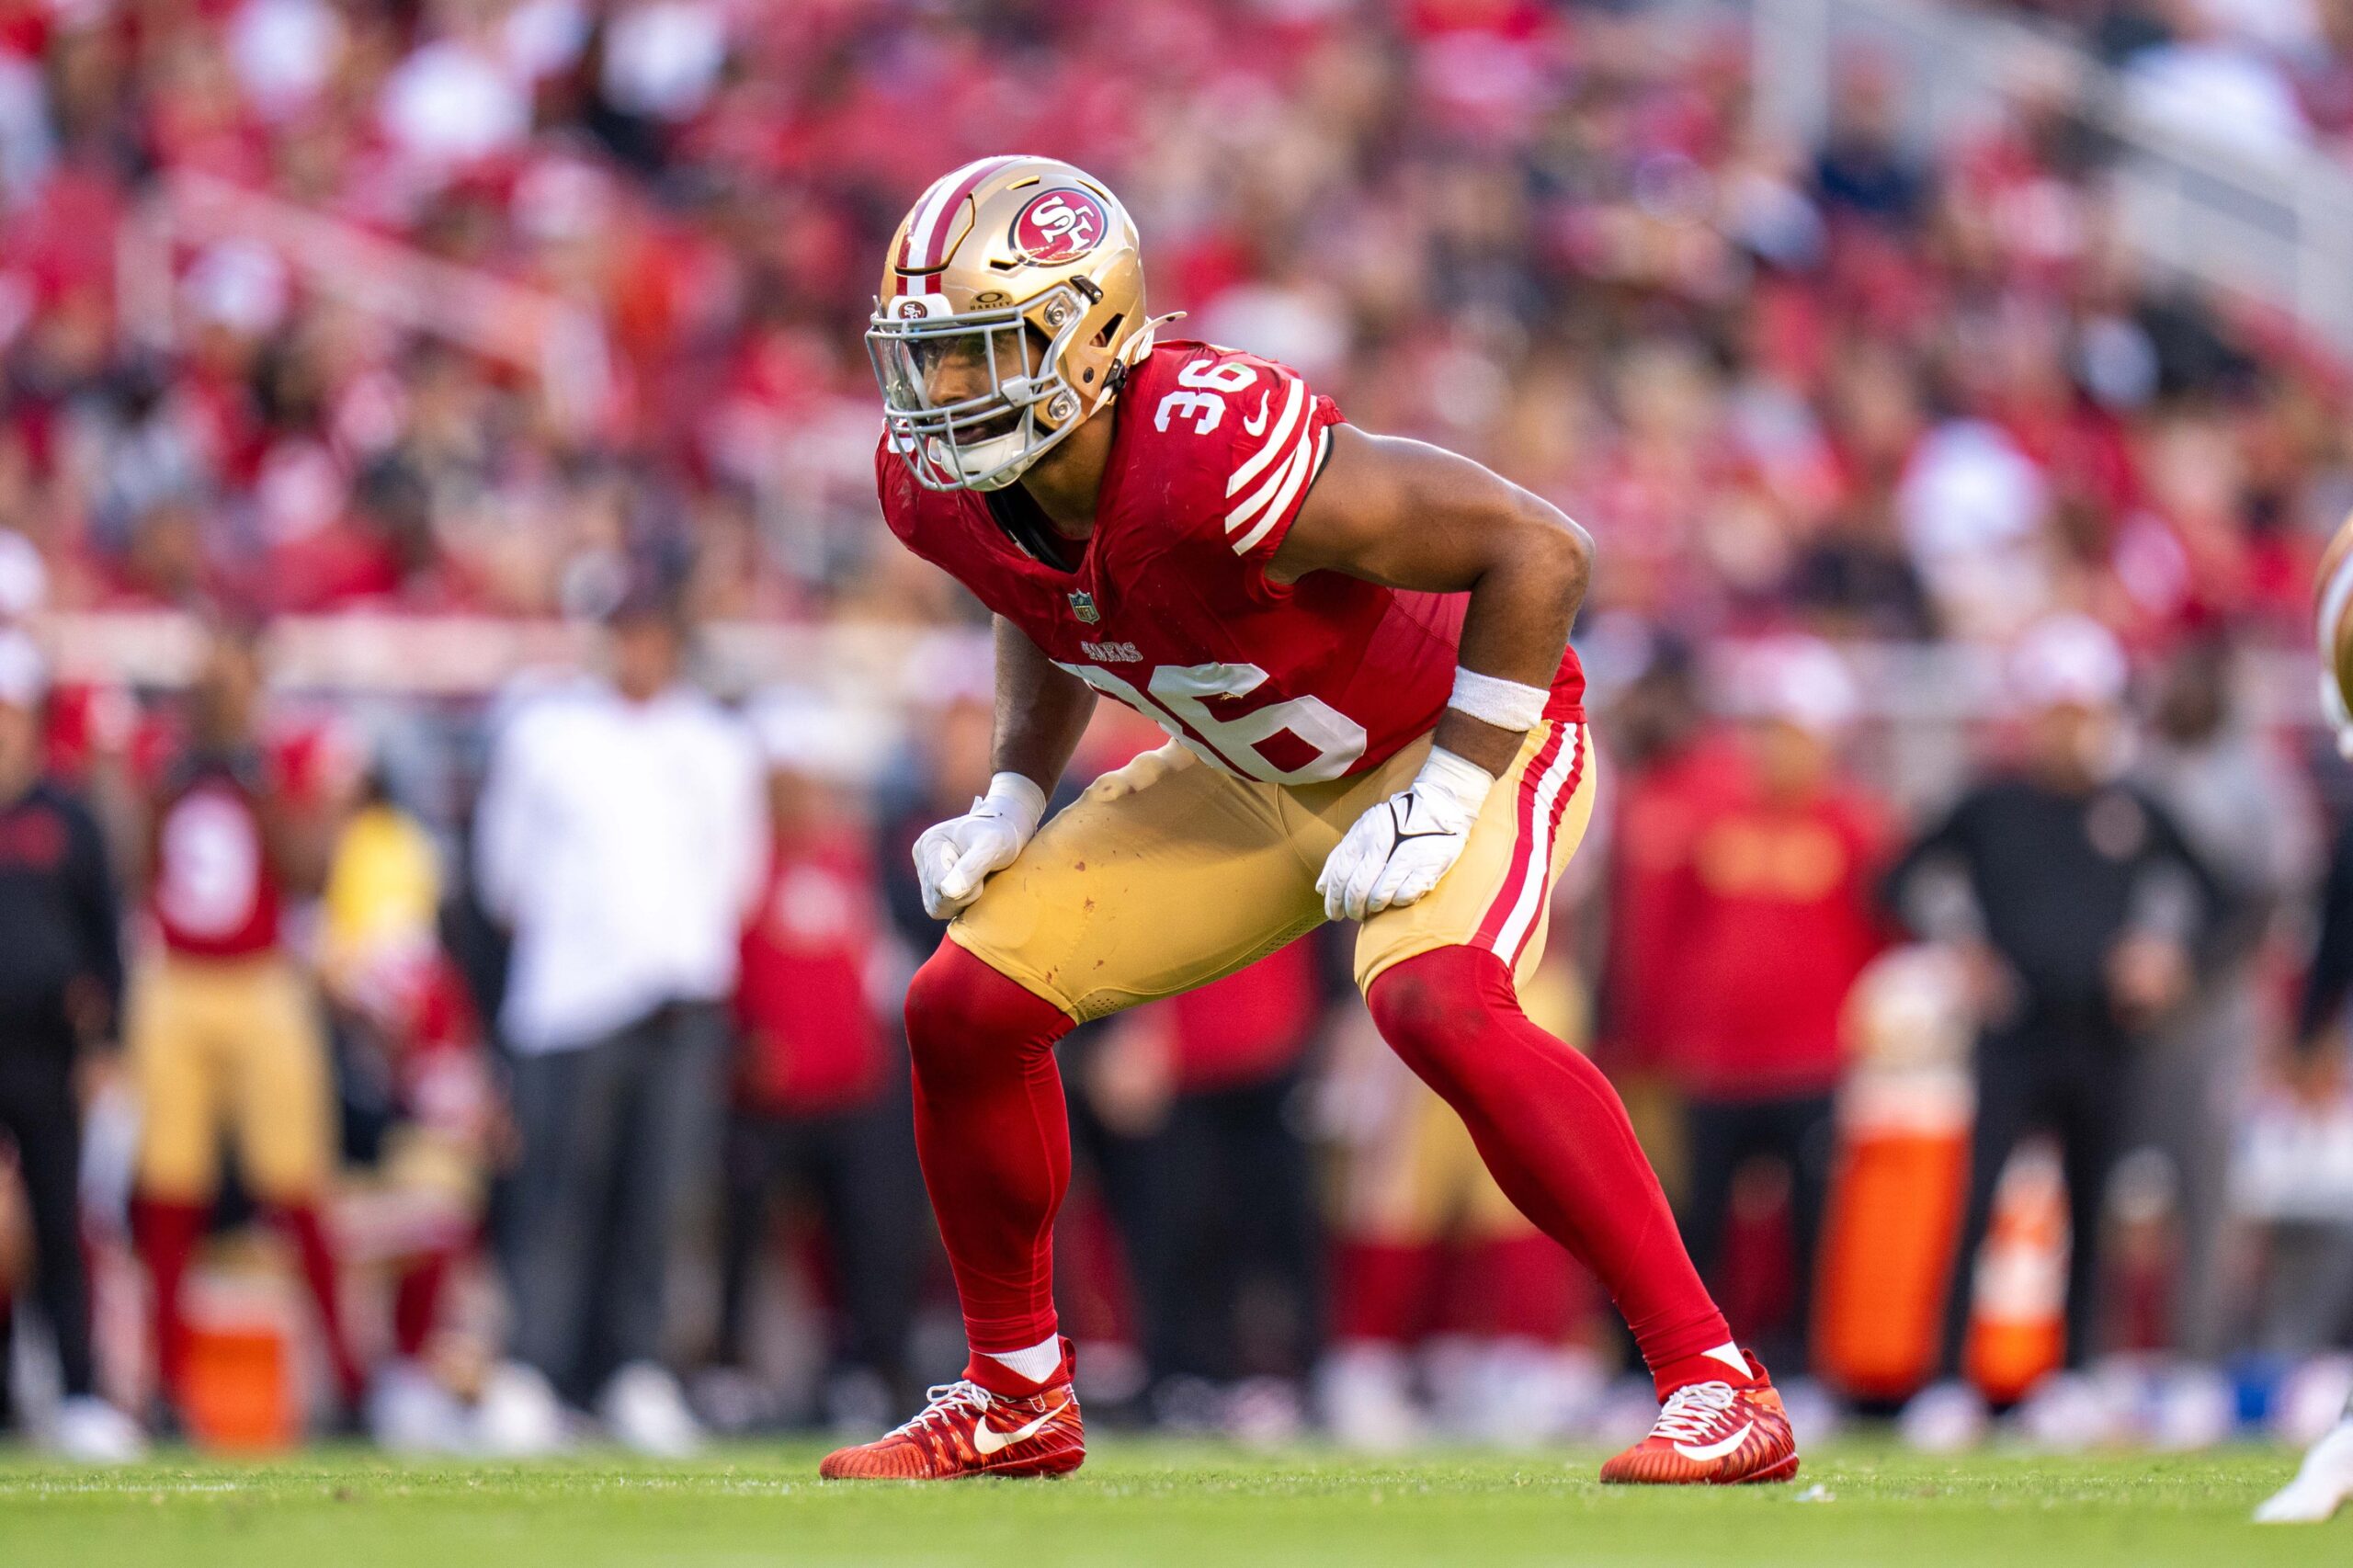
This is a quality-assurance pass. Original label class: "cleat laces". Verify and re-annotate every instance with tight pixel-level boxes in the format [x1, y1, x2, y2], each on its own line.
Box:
[892, 1381, 995, 1445]
[1652, 1381, 1741, 1444]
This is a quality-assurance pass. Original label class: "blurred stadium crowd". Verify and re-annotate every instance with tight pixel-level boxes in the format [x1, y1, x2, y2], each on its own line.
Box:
[1, 0, 2352, 1460]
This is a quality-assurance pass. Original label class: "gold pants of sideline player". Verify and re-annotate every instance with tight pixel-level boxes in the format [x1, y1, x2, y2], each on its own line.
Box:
[130, 953, 335, 1204]
[950, 720, 1597, 1022]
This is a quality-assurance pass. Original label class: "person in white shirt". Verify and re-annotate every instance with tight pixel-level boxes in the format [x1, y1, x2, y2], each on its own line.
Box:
[471, 588, 766, 1457]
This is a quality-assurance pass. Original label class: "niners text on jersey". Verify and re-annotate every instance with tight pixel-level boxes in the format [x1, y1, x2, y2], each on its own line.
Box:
[879, 341, 1584, 784]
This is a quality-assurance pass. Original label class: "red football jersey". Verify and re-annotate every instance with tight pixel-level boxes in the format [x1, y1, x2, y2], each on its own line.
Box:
[139, 710, 353, 960]
[734, 834, 892, 1116]
[1664, 773, 1893, 1100]
[149, 755, 282, 959]
[879, 340, 1583, 783]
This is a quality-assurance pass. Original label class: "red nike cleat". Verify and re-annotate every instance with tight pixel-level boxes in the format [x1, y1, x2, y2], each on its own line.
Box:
[818, 1355, 1084, 1481]
[1599, 1351, 1799, 1485]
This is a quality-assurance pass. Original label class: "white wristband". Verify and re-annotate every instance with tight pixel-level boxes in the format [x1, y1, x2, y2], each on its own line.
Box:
[1414, 745, 1496, 813]
[1449, 666, 1550, 733]
[976, 771, 1048, 838]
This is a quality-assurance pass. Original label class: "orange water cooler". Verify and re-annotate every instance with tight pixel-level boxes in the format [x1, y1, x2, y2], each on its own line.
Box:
[1813, 946, 2064, 1403]
[177, 1241, 304, 1453]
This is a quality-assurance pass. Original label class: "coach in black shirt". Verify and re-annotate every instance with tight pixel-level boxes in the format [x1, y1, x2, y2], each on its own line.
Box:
[1884, 617, 2221, 1430]
[0, 631, 142, 1459]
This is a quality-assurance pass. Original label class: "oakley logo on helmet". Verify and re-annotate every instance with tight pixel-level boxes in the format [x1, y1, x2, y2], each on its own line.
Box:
[1012, 189, 1109, 265]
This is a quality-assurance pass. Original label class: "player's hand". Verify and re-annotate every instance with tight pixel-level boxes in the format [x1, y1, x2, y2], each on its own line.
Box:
[2107, 931, 2189, 1028]
[913, 771, 1049, 920]
[1317, 746, 1494, 922]
[1953, 938, 2019, 1026]
[73, 1045, 121, 1113]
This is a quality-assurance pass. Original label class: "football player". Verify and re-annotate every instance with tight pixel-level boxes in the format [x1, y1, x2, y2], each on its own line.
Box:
[820, 156, 1797, 1484]
[2258, 516, 2353, 1523]
[127, 621, 369, 1427]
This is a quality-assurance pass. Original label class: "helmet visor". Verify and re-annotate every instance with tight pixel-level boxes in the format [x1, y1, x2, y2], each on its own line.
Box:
[875, 318, 1037, 427]
[869, 292, 1080, 491]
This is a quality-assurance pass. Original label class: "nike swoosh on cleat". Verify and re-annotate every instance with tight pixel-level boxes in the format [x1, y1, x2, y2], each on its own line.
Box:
[971, 1401, 1064, 1457]
[1673, 1422, 1756, 1463]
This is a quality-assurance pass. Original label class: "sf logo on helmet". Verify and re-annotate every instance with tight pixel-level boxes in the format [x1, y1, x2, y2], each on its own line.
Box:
[1012, 188, 1108, 265]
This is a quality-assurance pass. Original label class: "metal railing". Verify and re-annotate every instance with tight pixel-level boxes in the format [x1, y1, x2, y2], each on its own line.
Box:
[33, 610, 2330, 814]
[1750, 0, 2353, 355]
[115, 171, 614, 434]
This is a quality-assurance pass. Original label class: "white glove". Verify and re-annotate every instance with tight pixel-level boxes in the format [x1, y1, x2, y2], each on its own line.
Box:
[913, 772, 1048, 920]
[1316, 747, 1495, 923]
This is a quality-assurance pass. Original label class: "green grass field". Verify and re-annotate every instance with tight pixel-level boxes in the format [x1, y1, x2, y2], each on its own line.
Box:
[0, 1439, 2339, 1567]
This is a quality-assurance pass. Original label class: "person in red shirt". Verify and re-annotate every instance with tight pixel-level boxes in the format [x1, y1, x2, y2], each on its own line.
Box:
[1665, 639, 1889, 1379]
[125, 619, 368, 1426]
[710, 695, 924, 1428]
[1595, 642, 1748, 1078]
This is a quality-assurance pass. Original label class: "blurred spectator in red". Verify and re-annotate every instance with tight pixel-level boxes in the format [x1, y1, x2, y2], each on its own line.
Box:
[704, 689, 925, 1435]
[125, 619, 369, 1429]
[1595, 641, 1745, 1080]
[1664, 638, 1892, 1379]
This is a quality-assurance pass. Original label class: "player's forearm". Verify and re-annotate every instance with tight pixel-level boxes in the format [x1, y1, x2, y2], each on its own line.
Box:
[1273, 427, 1588, 774]
[1436, 508, 1589, 776]
[990, 615, 1096, 792]
[262, 800, 331, 898]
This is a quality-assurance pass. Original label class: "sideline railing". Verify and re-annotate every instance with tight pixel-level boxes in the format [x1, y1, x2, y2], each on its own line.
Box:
[115, 170, 614, 434]
[1750, 0, 2353, 356]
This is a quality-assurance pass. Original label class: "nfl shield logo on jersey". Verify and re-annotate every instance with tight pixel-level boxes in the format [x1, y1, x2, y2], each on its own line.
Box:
[1068, 589, 1100, 624]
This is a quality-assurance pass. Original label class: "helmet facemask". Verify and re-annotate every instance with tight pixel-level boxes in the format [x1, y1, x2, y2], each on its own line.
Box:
[868, 284, 1097, 493]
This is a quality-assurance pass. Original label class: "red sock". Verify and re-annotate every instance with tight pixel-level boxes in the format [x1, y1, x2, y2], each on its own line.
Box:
[267, 1203, 367, 1406]
[1366, 947, 1747, 1397]
[131, 1196, 206, 1409]
[1333, 1240, 1438, 1345]
[392, 1247, 454, 1361]
[904, 940, 1074, 1358]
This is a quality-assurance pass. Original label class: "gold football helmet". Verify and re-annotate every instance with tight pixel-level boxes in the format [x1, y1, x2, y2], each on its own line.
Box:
[869, 155, 1161, 491]
[2319, 509, 2353, 756]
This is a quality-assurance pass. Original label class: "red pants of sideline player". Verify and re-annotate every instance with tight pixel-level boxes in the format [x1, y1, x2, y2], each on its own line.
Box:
[907, 939, 1735, 1395]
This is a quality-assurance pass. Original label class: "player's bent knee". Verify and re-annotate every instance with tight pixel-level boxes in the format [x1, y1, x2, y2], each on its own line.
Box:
[904, 938, 1073, 1089]
[1364, 945, 1517, 1098]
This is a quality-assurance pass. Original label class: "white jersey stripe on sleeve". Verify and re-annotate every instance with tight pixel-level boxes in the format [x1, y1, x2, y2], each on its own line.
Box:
[1229, 426, 1326, 556]
[1224, 428, 1308, 535]
[1224, 378, 1306, 498]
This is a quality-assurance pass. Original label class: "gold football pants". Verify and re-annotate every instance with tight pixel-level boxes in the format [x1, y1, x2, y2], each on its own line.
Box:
[950, 721, 1597, 1022]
